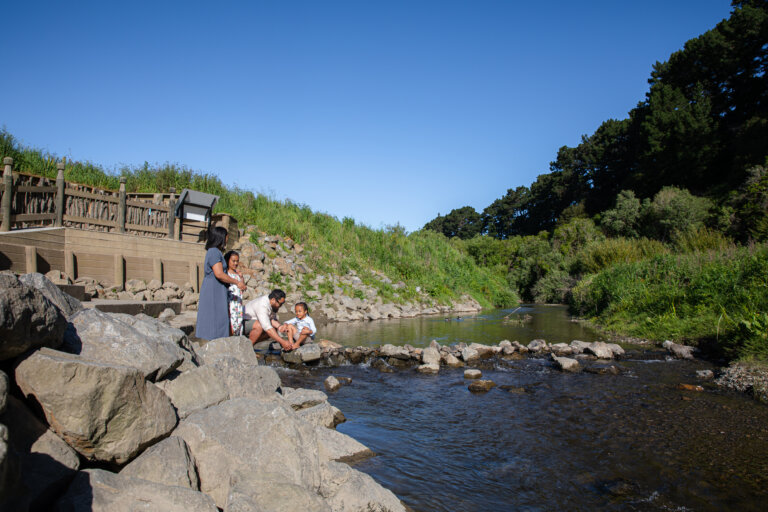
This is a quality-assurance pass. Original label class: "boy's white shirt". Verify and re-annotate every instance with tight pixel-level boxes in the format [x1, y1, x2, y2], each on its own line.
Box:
[284, 315, 317, 337]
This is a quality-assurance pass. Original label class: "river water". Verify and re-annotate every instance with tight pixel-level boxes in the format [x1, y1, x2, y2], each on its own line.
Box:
[279, 306, 768, 511]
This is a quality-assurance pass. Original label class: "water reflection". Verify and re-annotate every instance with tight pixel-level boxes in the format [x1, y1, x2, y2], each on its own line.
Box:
[319, 305, 602, 348]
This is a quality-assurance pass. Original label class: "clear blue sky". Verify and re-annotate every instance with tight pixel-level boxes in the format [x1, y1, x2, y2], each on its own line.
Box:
[2, 0, 733, 232]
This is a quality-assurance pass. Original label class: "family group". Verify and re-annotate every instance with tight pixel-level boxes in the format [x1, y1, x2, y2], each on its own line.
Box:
[194, 226, 317, 351]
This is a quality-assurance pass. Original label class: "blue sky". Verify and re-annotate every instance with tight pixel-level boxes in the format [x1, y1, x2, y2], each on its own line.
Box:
[2, 1, 733, 232]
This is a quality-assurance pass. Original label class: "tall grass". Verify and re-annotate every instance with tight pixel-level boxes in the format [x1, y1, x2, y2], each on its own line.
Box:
[0, 129, 516, 307]
[570, 244, 768, 360]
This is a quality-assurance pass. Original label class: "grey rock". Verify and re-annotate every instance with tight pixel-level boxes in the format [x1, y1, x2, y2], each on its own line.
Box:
[282, 343, 322, 364]
[468, 342, 497, 358]
[570, 340, 590, 354]
[20, 272, 83, 317]
[284, 388, 328, 410]
[550, 343, 574, 356]
[45, 270, 71, 285]
[468, 380, 496, 392]
[120, 436, 199, 489]
[315, 425, 374, 464]
[62, 309, 186, 381]
[0, 273, 67, 361]
[586, 341, 615, 359]
[320, 461, 406, 512]
[417, 363, 440, 373]
[197, 335, 260, 367]
[174, 398, 321, 508]
[0, 396, 80, 512]
[461, 346, 480, 362]
[696, 369, 715, 380]
[552, 354, 581, 372]
[225, 469, 331, 512]
[324, 376, 341, 393]
[607, 343, 626, 358]
[663, 340, 695, 360]
[379, 344, 411, 360]
[156, 366, 229, 419]
[421, 346, 441, 366]
[56, 468, 217, 511]
[15, 349, 178, 464]
[125, 278, 147, 293]
[527, 339, 549, 353]
[442, 352, 463, 367]
[296, 402, 346, 429]
[147, 279, 163, 291]
[209, 357, 282, 400]
[464, 369, 482, 379]
[158, 307, 177, 322]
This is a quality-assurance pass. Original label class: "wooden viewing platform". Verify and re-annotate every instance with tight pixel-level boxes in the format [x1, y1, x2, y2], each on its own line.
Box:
[0, 157, 239, 291]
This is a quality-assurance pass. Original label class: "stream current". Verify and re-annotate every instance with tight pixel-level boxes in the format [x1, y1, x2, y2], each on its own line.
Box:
[279, 306, 768, 511]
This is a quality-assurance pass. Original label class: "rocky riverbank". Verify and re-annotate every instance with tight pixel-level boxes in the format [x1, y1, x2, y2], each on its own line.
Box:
[45, 227, 483, 324]
[0, 272, 408, 511]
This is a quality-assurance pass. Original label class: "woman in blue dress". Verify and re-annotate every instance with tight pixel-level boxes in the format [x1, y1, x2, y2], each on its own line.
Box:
[195, 226, 246, 340]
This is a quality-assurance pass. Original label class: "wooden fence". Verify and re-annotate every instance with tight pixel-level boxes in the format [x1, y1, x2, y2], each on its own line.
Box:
[0, 157, 178, 238]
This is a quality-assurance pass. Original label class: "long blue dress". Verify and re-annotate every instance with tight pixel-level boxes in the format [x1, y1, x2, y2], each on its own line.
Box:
[195, 247, 229, 340]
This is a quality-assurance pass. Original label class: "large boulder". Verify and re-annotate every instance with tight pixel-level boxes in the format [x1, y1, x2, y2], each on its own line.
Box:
[296, 402, 346, 429]
[19, 272, 83, 318]
[225, 469, 331, 512]
[15, 349, 177, 464]
[173, 398, 322, 508]
[120, 436, 199, 489]
[55, 468, 217, 511]
[62, 308, 186, 381]
[208, 357, 282, 400]
[283, 388, 329, 410]
[314, 425, 374, 464]
[0, 273, 67, 361]
[421, 346, 441, 366]
[196, 335, 260, 366]
[379, 344, 411, 360]
[552, 354, 581, 372]
[320, 461, 406, 512]
[156, 366, 229, 419]
[0, 396, 80, 511]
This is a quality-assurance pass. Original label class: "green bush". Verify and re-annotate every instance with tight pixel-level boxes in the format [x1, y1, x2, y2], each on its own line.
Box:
[572, 237, 668, 275]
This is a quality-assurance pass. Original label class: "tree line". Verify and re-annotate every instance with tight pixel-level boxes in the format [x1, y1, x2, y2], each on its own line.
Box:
[425, 1, 768, 243]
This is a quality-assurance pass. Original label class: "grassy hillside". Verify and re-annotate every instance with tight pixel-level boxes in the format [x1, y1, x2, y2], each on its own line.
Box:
[0, 129, 517, 308]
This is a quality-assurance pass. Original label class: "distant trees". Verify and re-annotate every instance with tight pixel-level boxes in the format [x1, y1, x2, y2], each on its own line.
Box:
[423, 1, 768, 243]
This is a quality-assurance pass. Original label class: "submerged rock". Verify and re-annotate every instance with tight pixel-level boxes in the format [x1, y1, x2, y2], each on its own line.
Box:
[468, 380, 496, 393]
[552, 354, 580, 372]
[663, 340, 695, 360]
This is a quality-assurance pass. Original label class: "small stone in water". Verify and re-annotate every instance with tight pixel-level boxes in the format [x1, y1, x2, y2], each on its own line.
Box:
[464, 369, 482, 379]
[468, 380, 496, 393]
[677, 383, 704, 392]
[696, 369, 714, 380]
[325, 376, 341, 392]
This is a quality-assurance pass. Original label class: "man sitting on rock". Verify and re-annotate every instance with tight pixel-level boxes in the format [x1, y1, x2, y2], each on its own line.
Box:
[244, 289, 292, 351]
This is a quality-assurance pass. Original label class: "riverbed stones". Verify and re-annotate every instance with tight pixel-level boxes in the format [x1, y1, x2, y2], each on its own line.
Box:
[282, 343, 322, 364]
[585, 341, 616, 359]
[570, 340, 590, 354]
[417, 362, 440, 373]
[552, 354, 581, 372]
[697, 369, 715, 380]
[464, 369, 482, 379]
[0, 273, 67, 361]
[468, 380, 496, 393]
[62, 308, 186, 381]
[550, 343, 574, 356]
[527, 339, 548, 353]
[421, 346, 441, 366]
[442, 352, 463, 367]
[56, 468, 218, 512]
[380, 343, 411, 360]
[461, 346, 480, 362]
[663, 340, 695, 360]
[15, 348, 177, 464]
[173, 398, 321, 508]
[0, 396, 80, 512]
[19, 272, 83, 318]
[120, 436, 199, 489]
[324, 376, 341, 392]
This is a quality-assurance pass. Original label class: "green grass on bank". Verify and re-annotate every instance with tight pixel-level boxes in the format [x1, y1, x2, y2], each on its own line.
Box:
[0, 129, 517, 308]
[570, 245, 768, 361]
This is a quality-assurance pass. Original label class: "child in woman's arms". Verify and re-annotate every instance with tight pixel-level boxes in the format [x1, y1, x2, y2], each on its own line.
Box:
[279, 302, 317, 350]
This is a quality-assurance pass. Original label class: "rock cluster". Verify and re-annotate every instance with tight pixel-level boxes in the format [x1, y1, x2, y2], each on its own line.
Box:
[275, 338, 627, 373]
[0, 274, 406, 511]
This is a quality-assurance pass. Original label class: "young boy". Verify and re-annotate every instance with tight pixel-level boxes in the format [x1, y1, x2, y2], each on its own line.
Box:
[280, 302, 317, 350]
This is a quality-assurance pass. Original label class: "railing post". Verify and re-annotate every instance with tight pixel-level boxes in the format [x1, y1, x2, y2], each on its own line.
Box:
[65, 250, 75, 280]
[114, 253, 125, 290]
[153, 258, 163, 282]
[168, 187, 176, 239]
[1, 157, 13, 232]
[25, 246, 37, 273]
[118, 177, 126, 233]
[55, 162, 65, 227]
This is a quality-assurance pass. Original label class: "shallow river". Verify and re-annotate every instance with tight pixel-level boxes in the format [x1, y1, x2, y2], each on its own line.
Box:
[279, 306, 768, 511]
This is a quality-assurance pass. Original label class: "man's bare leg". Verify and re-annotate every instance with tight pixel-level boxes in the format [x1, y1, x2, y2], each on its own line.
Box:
[249, 323, 269, 345]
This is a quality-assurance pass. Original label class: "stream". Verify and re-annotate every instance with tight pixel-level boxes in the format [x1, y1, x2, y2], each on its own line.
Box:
[279, 306, 768, 511]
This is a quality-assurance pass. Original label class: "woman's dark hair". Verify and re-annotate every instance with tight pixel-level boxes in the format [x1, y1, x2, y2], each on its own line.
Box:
[223, 250, 239, 266]
[296, 301, 309, 313]
[206, 226, 228, 251]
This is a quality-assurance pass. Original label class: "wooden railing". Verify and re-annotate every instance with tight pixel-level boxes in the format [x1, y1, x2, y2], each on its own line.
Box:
[0, 157, 179, 239]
